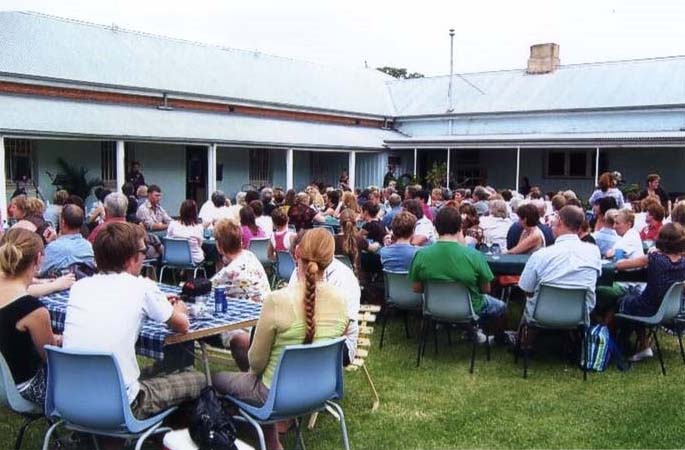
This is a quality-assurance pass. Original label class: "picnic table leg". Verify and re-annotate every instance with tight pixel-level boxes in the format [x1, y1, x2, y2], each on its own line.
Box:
[200, 342, 212, 386]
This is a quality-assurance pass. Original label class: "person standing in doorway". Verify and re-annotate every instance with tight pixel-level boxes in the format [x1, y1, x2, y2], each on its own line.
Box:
[127, 161, 146, 191]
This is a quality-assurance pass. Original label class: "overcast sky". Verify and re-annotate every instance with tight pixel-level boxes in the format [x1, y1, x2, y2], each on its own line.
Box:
[3, 0, 685, 76]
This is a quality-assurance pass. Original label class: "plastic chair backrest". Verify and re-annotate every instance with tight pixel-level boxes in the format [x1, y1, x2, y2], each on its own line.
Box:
[0, 351, 39, 414]
[532, 284, 588, 328]
[313, 224, 335, 234]
[262, 338, 345, 419]
[423, 281, 476, 323]
[383, 270, 422, 310]
[162, 237, 193, 266]
[654, 282, 685, 323]
[249, 238, 272, 266]
[334, 255, 353, 270]
[44, 346, 131, 431]
[276, 251, 296, 280]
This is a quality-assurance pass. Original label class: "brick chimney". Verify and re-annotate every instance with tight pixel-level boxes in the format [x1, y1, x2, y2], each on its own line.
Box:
[526, 43, 560, 74]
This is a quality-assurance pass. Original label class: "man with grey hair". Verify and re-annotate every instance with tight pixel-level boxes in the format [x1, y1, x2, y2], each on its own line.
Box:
[480, 199, 513, 249]
[472, 186, 491, 216]
[382, 193, 403, 228]
[261, 187, 276, 216]
[88, 192, 128, 243]
[198, 190, 232, 226]
[225, 192, 246, 224]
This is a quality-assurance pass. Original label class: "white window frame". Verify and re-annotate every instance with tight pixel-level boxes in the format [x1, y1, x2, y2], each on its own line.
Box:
[248, 149, 270, 187]
[544, 149, 594, 179]
[4, 138, 33, 183]
[100, 141, 117, 188]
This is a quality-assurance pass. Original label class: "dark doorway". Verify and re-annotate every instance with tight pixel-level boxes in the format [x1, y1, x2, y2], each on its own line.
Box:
[186, 146, 208, 205]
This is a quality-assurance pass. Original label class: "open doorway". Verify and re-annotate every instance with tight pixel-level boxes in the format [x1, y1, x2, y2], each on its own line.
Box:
[186, 146, 207, 205]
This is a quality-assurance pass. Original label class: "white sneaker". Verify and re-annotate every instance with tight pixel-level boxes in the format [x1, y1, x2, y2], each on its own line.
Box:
[476, 331, 494, 345]
[629, 347, 654, 362]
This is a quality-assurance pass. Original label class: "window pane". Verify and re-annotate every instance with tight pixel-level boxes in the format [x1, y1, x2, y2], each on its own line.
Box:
[547, 152, 565, 177]
[569, 151, 587, 177]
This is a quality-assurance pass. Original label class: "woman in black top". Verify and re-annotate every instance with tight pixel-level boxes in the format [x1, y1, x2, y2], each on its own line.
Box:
[0, 228, 60, 406]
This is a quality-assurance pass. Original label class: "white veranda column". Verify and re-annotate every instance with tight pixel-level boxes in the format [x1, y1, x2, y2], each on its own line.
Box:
[116, 140, 126, 193]
[446, 147, 451, 189]
[0, 136, 7, 227]
[207, 144, 217, 195]
[595, 146, 600, 187]
[413, 148, 418, 178]
[286, 148, 294, 191]
[348, 151, 356, 191]
[515, 146, 521, 192]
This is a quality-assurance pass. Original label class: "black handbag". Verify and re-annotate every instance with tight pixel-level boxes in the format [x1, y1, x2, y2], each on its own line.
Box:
[189, 386, 239, 450]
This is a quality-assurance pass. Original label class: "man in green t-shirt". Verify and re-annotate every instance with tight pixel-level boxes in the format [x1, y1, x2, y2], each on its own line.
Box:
[409, 206, 507, 340]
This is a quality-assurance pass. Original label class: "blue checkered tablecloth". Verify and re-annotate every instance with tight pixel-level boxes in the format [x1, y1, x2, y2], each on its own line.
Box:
[40, 284, 262, 360]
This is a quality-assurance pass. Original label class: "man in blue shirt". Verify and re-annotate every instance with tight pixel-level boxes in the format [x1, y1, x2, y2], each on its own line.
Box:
[40, 204, 94, 276]
[380, 211, 420, 272]
[382, 193, 402, 229]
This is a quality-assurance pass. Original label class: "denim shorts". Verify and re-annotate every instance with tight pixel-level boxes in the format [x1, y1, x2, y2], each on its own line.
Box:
[479, 294, 507, 321]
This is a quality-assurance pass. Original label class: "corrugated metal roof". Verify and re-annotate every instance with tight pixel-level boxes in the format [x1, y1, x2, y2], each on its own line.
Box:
[0, 11, 396, 117]
[0, 95, 401, 149]
[385, 131, 685, 148]
[387, 57, 685, 116]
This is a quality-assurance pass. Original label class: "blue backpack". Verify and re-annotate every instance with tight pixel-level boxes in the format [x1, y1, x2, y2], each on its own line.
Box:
[581, 325, 627, 372]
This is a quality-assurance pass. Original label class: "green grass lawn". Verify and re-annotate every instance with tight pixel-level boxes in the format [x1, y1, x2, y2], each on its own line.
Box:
[3, 317, 685, 449]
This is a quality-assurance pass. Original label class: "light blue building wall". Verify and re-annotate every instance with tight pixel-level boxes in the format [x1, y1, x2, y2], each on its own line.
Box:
[132, 143, 186, 214]
[33, 139, 101, 203]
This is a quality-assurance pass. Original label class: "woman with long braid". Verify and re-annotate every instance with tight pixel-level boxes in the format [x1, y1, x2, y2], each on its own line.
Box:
[213, 228, 348, 450]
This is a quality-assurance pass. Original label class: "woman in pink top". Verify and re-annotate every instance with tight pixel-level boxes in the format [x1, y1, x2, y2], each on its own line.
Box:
[240, 205, 266, 249]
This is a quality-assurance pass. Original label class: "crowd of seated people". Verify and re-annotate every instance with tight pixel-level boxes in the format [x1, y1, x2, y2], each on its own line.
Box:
[4, 168, 685, 448]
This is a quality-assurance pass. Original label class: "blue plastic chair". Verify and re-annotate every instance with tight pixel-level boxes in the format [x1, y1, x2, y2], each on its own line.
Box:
[334, 254, 353, 270]
[0, 352, 43, 449]
[159, 237, 207, 283]
[516, 284, 590, 379]
[313, 223, 335, 234]
[223, 337, 350, 450]
[616, 281, 685, 375]
[417, 281, 484, 373]
[42, 346, 177, 450]
[380, 270, 423, 349]
[249, 237, 273, 270]
[275, 250, 296, 282]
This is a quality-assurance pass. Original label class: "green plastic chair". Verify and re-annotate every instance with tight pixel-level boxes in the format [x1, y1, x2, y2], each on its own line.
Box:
[516, 283, 590, 379]
[616, 281, 685, 375]
[417, 281, 484, 373]
[380, 270, 422, 349]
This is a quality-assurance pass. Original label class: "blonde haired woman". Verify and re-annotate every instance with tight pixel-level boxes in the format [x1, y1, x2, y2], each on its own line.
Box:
[213, 228, 348, 450]
[0, 228, 61, 407]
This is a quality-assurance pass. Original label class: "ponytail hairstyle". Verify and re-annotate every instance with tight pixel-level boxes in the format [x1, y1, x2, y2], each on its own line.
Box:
[339, 209, 359, 273]
[0, 228, 44, 278]
[297, 228, 334, 344]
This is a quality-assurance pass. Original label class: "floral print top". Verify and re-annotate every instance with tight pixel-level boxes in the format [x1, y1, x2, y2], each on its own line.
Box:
[211, 250, 271, 303]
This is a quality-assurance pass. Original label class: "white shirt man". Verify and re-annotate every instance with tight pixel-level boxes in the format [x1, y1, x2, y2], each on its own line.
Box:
[62, 222, 205, 419]
[519, 206, 602, 322]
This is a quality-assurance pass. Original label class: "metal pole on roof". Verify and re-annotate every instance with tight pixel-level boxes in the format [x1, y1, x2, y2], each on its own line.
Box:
[115, 140, 125, 194]
[447, 29, 455, 113]
[446, 148, 451, 190]
[0, 136, 6, 228]
[595, 146, 600, 187]
[413, 148, 418, 178]
[515, 146, 521, 192]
